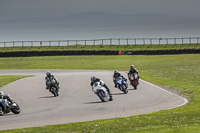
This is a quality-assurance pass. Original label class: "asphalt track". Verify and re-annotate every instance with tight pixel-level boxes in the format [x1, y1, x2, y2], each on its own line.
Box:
[0, 70, 188, 130]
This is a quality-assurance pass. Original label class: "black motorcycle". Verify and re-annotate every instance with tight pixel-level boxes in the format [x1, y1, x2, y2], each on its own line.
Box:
[46, 80, 59, 97]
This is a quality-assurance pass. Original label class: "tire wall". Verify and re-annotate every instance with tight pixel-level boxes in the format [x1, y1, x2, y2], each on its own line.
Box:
[0, 49, 199, 57]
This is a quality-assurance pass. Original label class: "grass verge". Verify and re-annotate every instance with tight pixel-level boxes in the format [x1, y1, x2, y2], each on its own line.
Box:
[0, 54, 200, 132]
[0, 76, 31, 87]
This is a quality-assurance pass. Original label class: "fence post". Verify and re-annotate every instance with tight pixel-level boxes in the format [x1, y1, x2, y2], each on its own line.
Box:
[102, 39, 103, 45]
[4, 42, 5, 48]
[150, 39, 152, 46]
[118, 39, 120, 45]
[143, 39, 145, 45]
[40, 41, 42, 47]
[110, 39, 112, 45]
[127, 39, 129, 45]
[67, 41, 69, 46]
[31, 41, 33, 47]
[22, 41, 24, 47]
[174, 38, 176, 45]
[94, 40, 95, 46]
[189, 38, 191, 45]
[58, 41, 60, 46]
[135, 39, 136, 45]
[166, 38, 168, 45]
[182, 38, 184, 45]
[13, 42, 15, 47]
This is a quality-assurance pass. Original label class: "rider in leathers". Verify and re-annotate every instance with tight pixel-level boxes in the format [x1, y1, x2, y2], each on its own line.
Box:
[128, 65, 140, 84]
[0, 90, 13, 104]
[45, 72, 59, 91]
[113, 70, 127, 88]
[90, 76, 112, 100]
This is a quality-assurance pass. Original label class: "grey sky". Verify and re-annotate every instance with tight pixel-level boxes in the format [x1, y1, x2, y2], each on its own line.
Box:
[1, 0, 200, 20]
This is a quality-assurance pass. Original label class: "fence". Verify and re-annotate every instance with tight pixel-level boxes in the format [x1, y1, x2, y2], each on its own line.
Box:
[0, 37, 199, 47]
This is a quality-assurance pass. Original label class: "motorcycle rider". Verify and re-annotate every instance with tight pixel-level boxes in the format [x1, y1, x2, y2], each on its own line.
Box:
[90, 76, 113, 101]
[113, 70, 127, 88]
[45, 72, 59, 91]
[0, 90, 13, 104]
[128, 65, 140, 84]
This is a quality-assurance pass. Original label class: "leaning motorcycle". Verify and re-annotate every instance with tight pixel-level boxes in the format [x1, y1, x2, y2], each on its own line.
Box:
[115, 76, 128, 94]
[129, 73, 139, 89]
[46, 80, 59, 97]
[0, 91, 20, 116]
[92, 81, 112, 102]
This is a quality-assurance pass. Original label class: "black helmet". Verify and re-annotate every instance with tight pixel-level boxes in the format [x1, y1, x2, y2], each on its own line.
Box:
[91, 76, 96, 82]
[130, 65, 134, 70]
[46, 72, 51, 78]
[114, 70, 119, 76]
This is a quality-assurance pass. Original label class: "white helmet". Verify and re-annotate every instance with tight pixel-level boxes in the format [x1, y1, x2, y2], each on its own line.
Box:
[0, 90, 4, 96]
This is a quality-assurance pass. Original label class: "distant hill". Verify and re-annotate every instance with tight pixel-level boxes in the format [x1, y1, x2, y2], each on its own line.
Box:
[1, 11, 200, 31]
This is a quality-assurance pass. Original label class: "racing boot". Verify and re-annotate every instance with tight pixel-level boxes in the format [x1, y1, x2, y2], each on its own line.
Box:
[114, 83, 117, 88]
[109, 95, 113, 101]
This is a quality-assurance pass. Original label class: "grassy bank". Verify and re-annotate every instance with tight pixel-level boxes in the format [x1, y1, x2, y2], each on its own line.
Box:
[0, 54, 200, 132]
[0, 76, 31, 87]
[0, 44, 199, 52]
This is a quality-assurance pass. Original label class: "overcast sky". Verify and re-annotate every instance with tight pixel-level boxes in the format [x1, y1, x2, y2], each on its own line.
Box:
[1, 0, 200, 20]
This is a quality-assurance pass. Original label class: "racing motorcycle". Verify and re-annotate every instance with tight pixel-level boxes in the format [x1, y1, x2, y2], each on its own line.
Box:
[92, 81, 112, 102]
[115, 76, 128, 94]
[46, 80, 59, 97]
[0, 91, 20, 116]
[129, 73, 139, 89]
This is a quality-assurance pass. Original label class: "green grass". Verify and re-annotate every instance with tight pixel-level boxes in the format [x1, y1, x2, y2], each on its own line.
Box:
[0, 75, 31, 87]
[0, 43, 199, 52]
[0, 54, 200, 132]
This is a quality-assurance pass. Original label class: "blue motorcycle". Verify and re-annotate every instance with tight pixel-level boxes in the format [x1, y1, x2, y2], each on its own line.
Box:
[0, 91, 20, 116]
[115, 76, 128, 94]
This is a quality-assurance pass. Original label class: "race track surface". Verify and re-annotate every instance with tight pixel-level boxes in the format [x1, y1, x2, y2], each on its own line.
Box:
[0, 70, 187, 130]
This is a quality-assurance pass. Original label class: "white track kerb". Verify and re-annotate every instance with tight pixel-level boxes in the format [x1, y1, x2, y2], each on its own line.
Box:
[140, 79, 188, 107]
[0, 70, 188, 130]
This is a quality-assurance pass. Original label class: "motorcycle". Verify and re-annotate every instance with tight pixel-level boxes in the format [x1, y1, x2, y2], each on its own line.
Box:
[92, 81, 112, 102]
[129, 73, 139, 89]
[115, 76, 128, 94]
[46, 80, 59, 97]
[0, 91, 20, 116]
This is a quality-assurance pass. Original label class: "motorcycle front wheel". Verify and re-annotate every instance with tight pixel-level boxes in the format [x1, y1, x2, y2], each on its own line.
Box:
[122, 84, 128, 94]
[11, 102, 20, 114]
[0, 106, 4, 116]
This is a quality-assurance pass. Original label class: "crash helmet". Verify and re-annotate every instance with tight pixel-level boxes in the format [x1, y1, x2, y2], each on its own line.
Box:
[46, 71, 51, 78]
[0, 90, 4, 96]
[114, 70, 119, 76]
[130, 65, 135, 71]
[91, 76, 96, 82]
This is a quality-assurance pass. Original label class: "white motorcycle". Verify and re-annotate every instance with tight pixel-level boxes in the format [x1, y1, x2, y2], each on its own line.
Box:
[92, 81, 112, 102]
